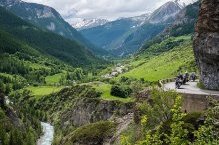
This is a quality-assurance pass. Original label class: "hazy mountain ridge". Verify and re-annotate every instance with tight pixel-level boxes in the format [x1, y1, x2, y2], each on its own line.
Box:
[80, 1, 183, 56]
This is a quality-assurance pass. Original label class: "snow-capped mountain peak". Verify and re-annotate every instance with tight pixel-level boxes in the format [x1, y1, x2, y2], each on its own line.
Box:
[149, 1, 182, 24]
[71, 18, 109, 30]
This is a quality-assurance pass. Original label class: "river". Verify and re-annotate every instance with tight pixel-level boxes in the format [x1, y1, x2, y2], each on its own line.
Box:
[37, 122, 54, 145]
[4, 96, 54, 145]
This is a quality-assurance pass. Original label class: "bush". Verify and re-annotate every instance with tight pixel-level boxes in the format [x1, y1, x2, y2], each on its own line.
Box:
[110, 85, 132, 98]
[120, 76, 130, 83]
[68, 121, 116, 144]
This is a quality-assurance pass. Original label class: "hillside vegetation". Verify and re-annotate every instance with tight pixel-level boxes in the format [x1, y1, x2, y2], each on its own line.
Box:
[1, 1, 215, 145]
[117, 36, 196, 82]
[0, 0, 107, 55]
[0, 7, 107, 99]
[0, 7, 101, 67]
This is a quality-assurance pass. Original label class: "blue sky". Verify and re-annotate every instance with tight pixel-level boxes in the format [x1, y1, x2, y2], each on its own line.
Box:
[23, 0, 196, 20]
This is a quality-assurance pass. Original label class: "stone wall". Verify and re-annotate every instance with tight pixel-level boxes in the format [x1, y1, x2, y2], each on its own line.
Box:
[181, 93, 219, 113]
[193, 0, 219, 90]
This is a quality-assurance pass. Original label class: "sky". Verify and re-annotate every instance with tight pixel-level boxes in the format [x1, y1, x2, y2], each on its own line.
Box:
[23, 0, 196, 21]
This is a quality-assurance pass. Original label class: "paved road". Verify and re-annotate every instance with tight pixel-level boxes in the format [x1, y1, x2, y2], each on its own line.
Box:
[164, 81, 219, 96]
[37, 122, 54, 145]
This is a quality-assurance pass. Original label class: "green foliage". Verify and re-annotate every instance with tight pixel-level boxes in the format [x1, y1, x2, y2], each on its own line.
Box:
[0, 91, 42, 145]
[66, 68, 84, 81]
[90, 83, 134, 102]
[119, 39, 196, 82]
[1, 1, 105, 55]
[138, 129, 163, 145]
[0, 7, 102, 67]
[0, 13, 103, 91]
[137, 89, 178, 129]
[197, 82, 206, 90]
[193, 99, 219, 144]
[123, 89, 219, 145]
[110, 85, 132, 98]
[168, 96, 189, 145]
[45, 73, 64, 85]
[66, 121, 116, 144]
[24, 86, 64, 99]
[170, 2, 199, 37]
[141, 36, 191, 57]
[136, 95, 189, 145]
[33, 85, 101, 122]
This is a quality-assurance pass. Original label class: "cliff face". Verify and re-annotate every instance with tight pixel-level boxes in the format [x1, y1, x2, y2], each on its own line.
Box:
[193, 0, 219, 90]
[60, 98, 133, 127]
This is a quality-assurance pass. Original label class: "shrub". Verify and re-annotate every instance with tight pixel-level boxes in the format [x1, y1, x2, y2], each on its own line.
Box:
[110, 85, 132, 98]
[68, 121, 116, 144]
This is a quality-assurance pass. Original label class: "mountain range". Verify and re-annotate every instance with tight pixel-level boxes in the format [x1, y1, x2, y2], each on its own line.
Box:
[140, 1, 200, 53]
[0, 6, 101, 66]
[71, 18, 109, 30]
[80, 1, 184, 56]
[0, 0, 106, 55]
[0, 0, 199, 58]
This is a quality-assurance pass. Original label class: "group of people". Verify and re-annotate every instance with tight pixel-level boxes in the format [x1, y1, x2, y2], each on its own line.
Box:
[175, 72, 196, 89]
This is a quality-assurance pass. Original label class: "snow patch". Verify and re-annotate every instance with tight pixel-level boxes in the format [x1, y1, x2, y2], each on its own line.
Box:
[37, 7, 55, 19]
[71, 18, 108, 30]
[47, 22, 56, 31]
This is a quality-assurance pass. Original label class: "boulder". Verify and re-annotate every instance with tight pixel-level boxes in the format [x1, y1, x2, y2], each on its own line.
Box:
[193, 0, 219, 90]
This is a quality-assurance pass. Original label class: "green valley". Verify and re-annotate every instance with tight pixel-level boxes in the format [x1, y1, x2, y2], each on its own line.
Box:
[0, 0, 218, 145]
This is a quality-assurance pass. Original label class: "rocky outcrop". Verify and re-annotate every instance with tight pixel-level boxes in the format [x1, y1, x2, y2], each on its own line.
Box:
[61, 98, 133, 127]
[193, 0, 219, 90]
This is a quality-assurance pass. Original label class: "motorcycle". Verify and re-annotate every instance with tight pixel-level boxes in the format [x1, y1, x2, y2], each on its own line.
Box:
[175, 78, 183, 89]
[190, 73, 196, 82]
[182, 73, 189, 85]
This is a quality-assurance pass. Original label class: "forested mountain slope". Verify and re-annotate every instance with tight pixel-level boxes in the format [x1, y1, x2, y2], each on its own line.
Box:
[0, 0, 106, 55]
[0, 7, 101, 67]
[140, 1, 200, 53]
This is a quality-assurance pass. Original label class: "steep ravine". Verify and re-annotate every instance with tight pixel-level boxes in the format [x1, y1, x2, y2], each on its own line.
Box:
[34, 86, 134, 145]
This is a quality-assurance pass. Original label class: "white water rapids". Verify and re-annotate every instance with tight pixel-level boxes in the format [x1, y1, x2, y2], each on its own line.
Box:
[4, 96, 54, 145]
[37, 122, 54, 145]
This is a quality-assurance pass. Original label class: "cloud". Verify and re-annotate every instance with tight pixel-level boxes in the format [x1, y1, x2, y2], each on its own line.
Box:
[22, 0, 196, 20]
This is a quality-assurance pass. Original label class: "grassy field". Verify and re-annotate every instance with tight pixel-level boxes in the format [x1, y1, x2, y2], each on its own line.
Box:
[92, 82, 134, 103]
[25, 86, 64, 99]
[45, 73, 64, 85]
[117, 42, 195, 82]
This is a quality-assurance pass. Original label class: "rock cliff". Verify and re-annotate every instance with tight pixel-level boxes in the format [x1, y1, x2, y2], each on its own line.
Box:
[61, 98, 133, 127]
[193, 0, 219, 90]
